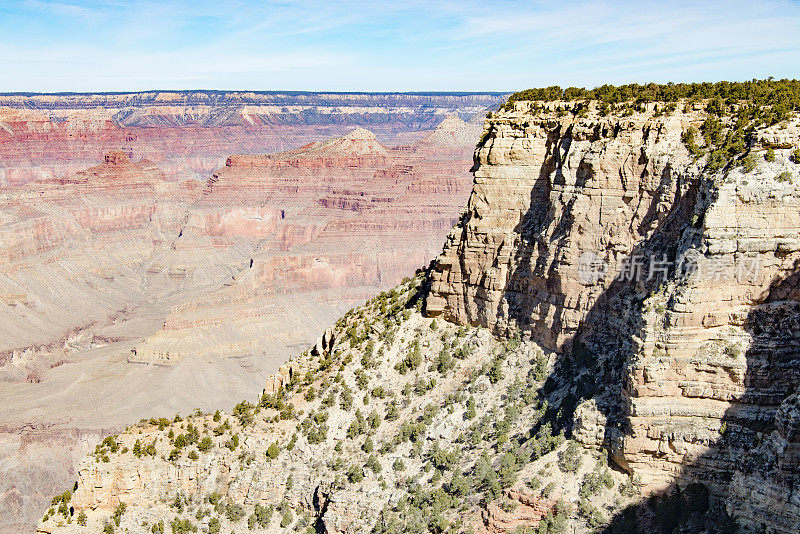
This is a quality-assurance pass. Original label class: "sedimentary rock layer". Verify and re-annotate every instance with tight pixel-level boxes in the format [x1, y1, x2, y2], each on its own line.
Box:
[0, 91, 502, 186]
[0, 117, 478, 532]
[427, 101, 800, 531]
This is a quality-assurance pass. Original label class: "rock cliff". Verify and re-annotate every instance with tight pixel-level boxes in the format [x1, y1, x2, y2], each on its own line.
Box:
[427, 98, 800, 531]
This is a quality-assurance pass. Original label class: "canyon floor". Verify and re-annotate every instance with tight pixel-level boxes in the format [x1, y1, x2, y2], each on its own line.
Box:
[0, 92, 499, 532]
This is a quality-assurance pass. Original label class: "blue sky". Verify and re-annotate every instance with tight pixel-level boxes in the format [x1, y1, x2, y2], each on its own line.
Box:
[0, 0, 799, 92]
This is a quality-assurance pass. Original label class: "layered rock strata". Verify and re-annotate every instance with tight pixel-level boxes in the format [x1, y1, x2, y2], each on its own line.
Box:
[427, 101, 800, 531]
[0, 91, 502, 186]
[1, 118, 477, 532]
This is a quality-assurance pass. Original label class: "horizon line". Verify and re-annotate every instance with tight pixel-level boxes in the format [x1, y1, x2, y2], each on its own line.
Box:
[0, 89, 511, 97]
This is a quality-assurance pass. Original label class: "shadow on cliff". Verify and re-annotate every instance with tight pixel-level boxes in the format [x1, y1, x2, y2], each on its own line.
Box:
[496, 126, 800, 531]
[500, 123, 701, 433]
[599, 260, 800, 533]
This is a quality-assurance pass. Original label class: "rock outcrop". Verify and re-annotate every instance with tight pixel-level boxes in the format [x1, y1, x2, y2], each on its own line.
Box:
[427, 100, 800, 531]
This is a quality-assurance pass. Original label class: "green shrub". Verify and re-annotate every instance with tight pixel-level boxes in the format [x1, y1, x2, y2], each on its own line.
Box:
[112, 502, 126, 526]
[267, 442, 279, 460]
[681, 126, 704, 157]
[224, 434, 239, 450]
[253, 504, 273, 527]
[394, 341, 422, 374]
[464, 396, 476, 419]
[169, 518, 197, 534]
[76, 511, 87, 526]
[723, 343, 741, 358]
[431, 349, 455, 375]
[447, 473, 470, 497]
[368, 411, 382, 429]
[578, 498, 605, 529]
[362, 436, 374, 453]
[777, 171, 793, 182]
[579, 466, 614, 498]
[197, 437, 213, 452]
[557, 441, 582, 473]
[365, 454, 382, 473]
[213, 420, 230, 436]
[765, 148, 776, 162]
[488, 354, 505, 384]
[741, 154, 757, 172]
[348, 464, 365, 483]
[355, 370, 369, 390]
[339, 386, 354, 411]
[385, 401, 400, 421]
[620, 475, 638, 497]
[422, 404, 438, 425]
[225, 503, 245, 522]
[280, 509, 294, 528]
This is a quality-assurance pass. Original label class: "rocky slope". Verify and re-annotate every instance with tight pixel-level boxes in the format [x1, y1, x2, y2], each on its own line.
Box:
[37, 86, 800, 533]
[0, 118, 477, 532]
[37, 276, 639, 534]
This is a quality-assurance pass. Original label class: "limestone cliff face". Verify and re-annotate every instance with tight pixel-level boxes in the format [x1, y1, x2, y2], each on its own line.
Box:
[427, 102, 800, 531]
[427, 105, 699, 349]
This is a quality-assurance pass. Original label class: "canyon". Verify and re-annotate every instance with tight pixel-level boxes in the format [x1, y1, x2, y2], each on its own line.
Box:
[0, 92, 499, 533]
[0, 91, 501, 186]
[36, 88, 800, 533]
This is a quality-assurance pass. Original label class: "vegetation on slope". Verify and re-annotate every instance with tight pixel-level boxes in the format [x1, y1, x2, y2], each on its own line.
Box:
[40, 273, 647, 534]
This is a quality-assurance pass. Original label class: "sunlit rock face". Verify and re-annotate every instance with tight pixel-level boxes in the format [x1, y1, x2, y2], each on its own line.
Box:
[427, 102, 800, 532]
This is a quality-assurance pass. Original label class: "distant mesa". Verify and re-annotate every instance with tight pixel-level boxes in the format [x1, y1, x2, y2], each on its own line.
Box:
[225, 128, 389, 169]
[55, 150, 166, 185]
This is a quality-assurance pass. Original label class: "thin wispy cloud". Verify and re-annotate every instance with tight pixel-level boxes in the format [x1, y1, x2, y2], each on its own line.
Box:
[0, 0, 798, 91]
